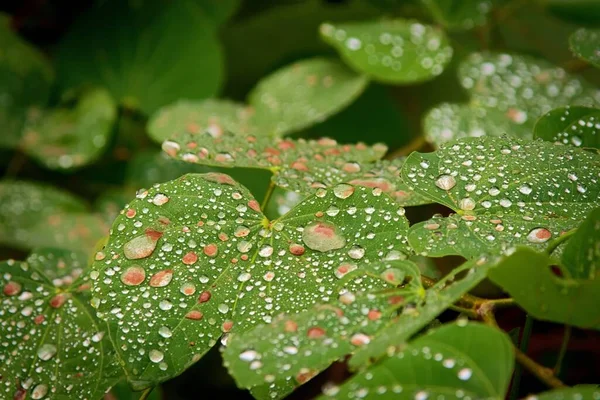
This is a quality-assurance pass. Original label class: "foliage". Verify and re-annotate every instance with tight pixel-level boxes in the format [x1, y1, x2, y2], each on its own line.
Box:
[1, 1, 600, 400]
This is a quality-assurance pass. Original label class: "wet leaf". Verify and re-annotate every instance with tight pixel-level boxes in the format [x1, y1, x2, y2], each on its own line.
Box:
[108, 379, 163, 400]
[570, 28, 600, 68]
[424, 103, 531, 147]
[0, 13, 53, 149]
[319, 321, 514, 400]
[533, 386, 600, 400]
[561, 207, 600, 280]
[488, 247, 600, 330]
[223, 260, 423, 390]
[20, 88, 117, 170]
[248, 58, 369, 136]
[55, 0, 235, 115]
[349, 256, 498, 367]
[320, 19, 453, 84]
[403, 137, 600, 258]
[0, 248, 121, 400]
[421, 0, 493, 31]
[0, 181, 109, 252]
[148, 99, 255, 143]
[534, 106, 600, 150]
[90, 173, 411, 389]
[426, 52, 600, 146]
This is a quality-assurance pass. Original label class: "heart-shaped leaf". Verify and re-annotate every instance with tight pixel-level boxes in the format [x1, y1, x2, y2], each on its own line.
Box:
[0, 13, 53, 149]
[488, 247, 600, 330]
[319, 321, 514, 400]
[248, 58, 369, 136]
[533, 386, 600, 400]
[562, 207, 600, 280]
[403, 137, 600, 258]
[349, 255, 498, 367]
[0, 181, 109, 252]
[55, 0, 236, 115]
[421, 0, 493, 31]
[425, 52, 600, 146]
[570, 28, 600, 68]
[0, 248, 121, 399]
[90, 173, 411, 389]
[424, 103, 531, 147]
[148, 99, 255, 143]
[534, 106, 600, 150]
[223, 260, 423, 390]
[320, 19, 453, 84]
[20, 88, 117, 170]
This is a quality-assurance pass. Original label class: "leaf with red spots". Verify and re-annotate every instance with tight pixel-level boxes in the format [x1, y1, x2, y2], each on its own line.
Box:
[424, 52, 600, 147]
[0, 180, 110, 252]
[222, 260, 423, 391]
[319, 321, 514, 400]
[0, 248, 121, 400]
[489, 247, 600, 330]
[90, 173, 411, 389]
[403, 137, 600, 258]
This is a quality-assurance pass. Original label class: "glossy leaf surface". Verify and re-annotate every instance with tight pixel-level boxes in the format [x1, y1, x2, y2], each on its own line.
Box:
[534, 106, 600, 150]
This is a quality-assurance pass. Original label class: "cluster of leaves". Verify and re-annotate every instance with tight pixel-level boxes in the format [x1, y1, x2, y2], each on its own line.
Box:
[1, 1, 600, 400]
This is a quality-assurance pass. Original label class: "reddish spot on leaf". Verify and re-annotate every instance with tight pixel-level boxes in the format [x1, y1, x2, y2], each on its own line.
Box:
[388, 295, 404, 305]
[182, 252, 198, 265]
[367, 309, 382, 321]
[198, 291, 212, 303]
[295, 368, 317, 384]
[49, 294, 68, 308]
[203, 244, 218, 257]
[203, 172, 237, 186]
[120, 266, 146, 286]
[349, 178, 393, 192]
[126, 209, 136, 218]
[289, 244, 305, 256]
[284, 320, 298, 332]
[34, 315, 45, 325]
[222, 320, 234, 332]
[3, 281, 21, 296]
[185, 310, 204, 320]
[149, 269, 173, 287]
[307, 326, 326, 338]
[291, 161, 309, 171]
[145, 228, 163, 241]
[248, 200, 261, 213]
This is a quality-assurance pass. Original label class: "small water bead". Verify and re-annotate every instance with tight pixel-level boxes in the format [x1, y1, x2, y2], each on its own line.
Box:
[259, 245, 274, 257]
[152, 193, 169, 206]
[180, 282, 196, 296]
[149, 349, 164, 363]
[458, 198, 476, 211]
[31, 383, 48, 399]
[519, 184, 532, 195]
[457, 368, 473, 380]
[159, 300, 173, 310]
[499, 199, 512, 208]
[435, 175, 456, 190]
[237, 272, 252, 282]
[37, 344, 57, 361]
[443, 358, 456, 368]
[218, 304, 230, 314]
[159, 326, 173, 338]
[347, 246, 365, 260]
[415, 391, 429, 400]
[488, 187, 500, 196]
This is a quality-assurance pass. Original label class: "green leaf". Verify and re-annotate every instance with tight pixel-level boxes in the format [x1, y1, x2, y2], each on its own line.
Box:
[0, 13, 53, 149]
[488, 247, 600, 330]
[90, 173, 411, 389]
[20, 88, 117, 170]
[320, 19, 453, 84]
[108, 379, 163, 400]
[349, 255, 498, 367]
[424, 103, 532, 147]
[570, 28, 600, 68]
[0, 181, 109, 252]
[403, 137, 600, 258]
[534, 106, 600, 150]
[546, 0, 600, 26]
[421, 0, 493, 31]
[248, 58, 369, 136]
[533, 386, 600, 400]
[55, 0, 232, 115]
[0, 248, 122, 399]
[561, 207, 600, 280]
[223, 260, 423, 390]
[427, 52, 600, 146]
[319, 321, 514, 400]
[147, 99, 255, 143]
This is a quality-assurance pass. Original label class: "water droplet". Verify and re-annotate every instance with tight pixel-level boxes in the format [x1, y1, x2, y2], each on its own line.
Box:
[289, 243, 305, 256]
[203, 243, 219, 257]
[218, 303, 230, 314]
[519, 184, 532, 195]
[302, 221, 346, 252]
[333, 184, 355, 199]
[185, 310, 203, 320]
[120, 266, 146, 286]
[31, 384, 48, 399]
[149, 349, 164, 363]
[149, 269, 173, 287]
[435, 175, 456, 190]
[37, 344, 57, 361]
[527, 228, 552, 243]
[180, 282, 196, 296]
[457, 368, 472, 380]
[458, 198, 476, 211]
[124, 230, 162, 259]
[159, 326, 172, 338]
[499, 199, 512, 208]
[307, 326, 326, 338]
[347, 246, 365, 260]
[152, 193, 169, 206]
[3, 281, 22, 296]
[237, 272, 251, 282]
[443, 358, 456, 368]
[239, 350, 259, 362]
[198, 291, 211, 303]
[182, 251, 198, 265]
[350, 333, 370, 346]
[415, 391, 428, 400]
[259, 245, 274, 257]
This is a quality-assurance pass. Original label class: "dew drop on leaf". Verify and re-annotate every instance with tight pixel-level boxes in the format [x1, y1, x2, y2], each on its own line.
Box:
[302, 221, 346, 252]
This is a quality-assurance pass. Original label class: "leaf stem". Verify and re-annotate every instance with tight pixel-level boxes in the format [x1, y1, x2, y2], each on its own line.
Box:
[553, 325, 571, 376]
[509, 315, 534, 400]
[139, 387, 155, 400]
[385, 136, 427, 160]
[545, 229, 576, 255]
[261, 180, 276, 212]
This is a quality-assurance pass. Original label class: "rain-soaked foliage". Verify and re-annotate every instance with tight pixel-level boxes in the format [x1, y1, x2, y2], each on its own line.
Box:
[1, 1, 600, 400]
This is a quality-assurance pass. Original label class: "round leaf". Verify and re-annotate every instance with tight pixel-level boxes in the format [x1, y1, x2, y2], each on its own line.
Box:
[248, 58, 369, 136]
[320, 19, 453, 84]
[402, 137, 600, 258]
[570, 28, 600, 68]
[0, 249, 121, 399]
[534, 106, 600, 150]
[90, 173, 411, 389]
[21, 88, 117, 170]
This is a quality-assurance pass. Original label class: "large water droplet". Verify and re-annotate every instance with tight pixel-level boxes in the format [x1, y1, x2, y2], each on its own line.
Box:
[302, 221, 346, 252]
[31, 384, 48, 399]
[347, 246, 365, 260]
[519, 184, 532, 195]
[120, 266, 146, 286]
[37, 344, 57, 361]
[435, 175, 456, 190]
[149, 269, 173, 287]
[527, 228, 552, 243]
[149, 349, 164, 363]
[457, 368, 472, 380]
[458, 198, 476, 211]
[124, 231, 161, 259]
[333, 184, 355, 199]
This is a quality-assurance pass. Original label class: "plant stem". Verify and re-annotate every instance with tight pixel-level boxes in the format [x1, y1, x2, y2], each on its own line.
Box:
[139, 387, 155, 400]
[509, 315, 534, 400]
[3, 151, 26, 179]
[261, 180, 276, 212]
[385, 136, 427, 160]
[545, 229, 576, 255]
[554, 325, 572, 376]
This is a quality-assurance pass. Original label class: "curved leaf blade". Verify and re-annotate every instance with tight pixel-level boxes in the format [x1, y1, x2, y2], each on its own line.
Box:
[570, 28, 600, 68]
[534, 106, 600, 150]
[421, 0, 493, 31]
[91, 173, 411, 388]
[402, 137, 600, 258]
[561, 207, 600, 280]
[532, 386, 600, 400]
[0, 249, 121, 399]
[320, 19, 453, 84]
